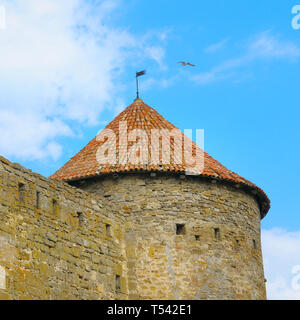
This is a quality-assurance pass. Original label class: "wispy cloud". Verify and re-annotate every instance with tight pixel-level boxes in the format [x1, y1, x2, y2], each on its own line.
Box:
[141, 75, 179, 91]
[0, 0, 167, 161]
[193, 31, 300, 85]
[204, 38, 229, 54]
[262, 228, 300, 300]
[248, 32, 300, 58]
[144, 46, 166, 69]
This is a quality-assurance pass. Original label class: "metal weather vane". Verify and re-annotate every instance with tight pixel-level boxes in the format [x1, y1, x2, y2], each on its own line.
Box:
[136, 70, 146, 99]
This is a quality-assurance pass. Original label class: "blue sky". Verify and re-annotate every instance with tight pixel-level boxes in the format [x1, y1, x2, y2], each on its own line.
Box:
[0, 0, 300, 299]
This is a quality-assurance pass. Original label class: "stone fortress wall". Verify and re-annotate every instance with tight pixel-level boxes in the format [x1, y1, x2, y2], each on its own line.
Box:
[0, 155, 266, 300]
[0, 156, 127, 300]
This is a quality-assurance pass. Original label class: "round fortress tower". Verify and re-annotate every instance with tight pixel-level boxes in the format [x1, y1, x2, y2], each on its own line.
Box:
[51, 99, 270, 300]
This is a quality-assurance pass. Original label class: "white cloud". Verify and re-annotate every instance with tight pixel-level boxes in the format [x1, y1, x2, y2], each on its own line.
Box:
[0, 112, 72, 160]
[141, 75, 179, 91]
[262, 228, 300, 300]
[248, 31, 300, 58]
[0, 0, 166, 160]
[204, 38, 229, 54]
[193, 32, 300, 85]
[144, 46, 166, 69]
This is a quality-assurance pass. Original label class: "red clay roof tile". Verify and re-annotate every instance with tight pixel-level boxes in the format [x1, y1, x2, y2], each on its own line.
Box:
[50, 99, 270, 217]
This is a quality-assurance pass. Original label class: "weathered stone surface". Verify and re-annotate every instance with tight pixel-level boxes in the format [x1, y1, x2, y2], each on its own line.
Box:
[81, 174, 266, 300]
[0, 156, 127, 300]
[0, 156, 266, 300]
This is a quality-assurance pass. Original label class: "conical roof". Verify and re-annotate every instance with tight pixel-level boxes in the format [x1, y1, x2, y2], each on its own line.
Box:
[51, 99, 270, 217]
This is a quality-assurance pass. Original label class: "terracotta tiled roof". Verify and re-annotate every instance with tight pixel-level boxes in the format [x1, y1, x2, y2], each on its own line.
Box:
[50, 99, 270, 217]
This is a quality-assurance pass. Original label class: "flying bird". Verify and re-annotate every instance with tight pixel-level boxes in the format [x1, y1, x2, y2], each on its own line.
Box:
[178, 61, 195, 67]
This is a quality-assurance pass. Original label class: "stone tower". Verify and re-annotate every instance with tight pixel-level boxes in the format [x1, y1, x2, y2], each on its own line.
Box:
[51, 99, 270, 300]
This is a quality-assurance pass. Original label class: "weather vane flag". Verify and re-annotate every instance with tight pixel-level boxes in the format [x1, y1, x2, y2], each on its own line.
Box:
[136, 70, 146, 99]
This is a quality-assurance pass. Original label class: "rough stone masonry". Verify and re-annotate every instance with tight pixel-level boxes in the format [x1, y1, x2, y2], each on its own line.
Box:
[0, 154, 266, 300]
[0, 156, 127, 300]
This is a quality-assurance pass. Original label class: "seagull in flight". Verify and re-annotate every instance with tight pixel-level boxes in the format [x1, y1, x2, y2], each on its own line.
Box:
[178, 61, 195, 67]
